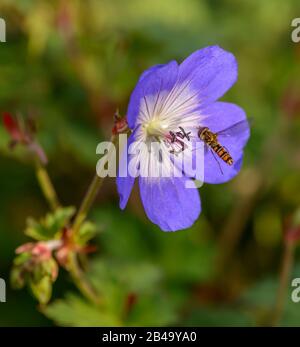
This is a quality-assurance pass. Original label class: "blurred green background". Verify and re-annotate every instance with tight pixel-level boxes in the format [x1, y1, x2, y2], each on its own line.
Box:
[0, 0, 300, 327]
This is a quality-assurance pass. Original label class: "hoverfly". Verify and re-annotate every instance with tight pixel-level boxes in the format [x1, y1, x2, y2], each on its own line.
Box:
[197, 120, 249, 174]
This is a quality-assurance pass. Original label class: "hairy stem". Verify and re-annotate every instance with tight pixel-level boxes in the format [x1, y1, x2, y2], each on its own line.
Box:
[35, 161, 60, 211]
[72, 134, 117, 234]
[72, 174, 105, 233]
[67, 252, 101, 306]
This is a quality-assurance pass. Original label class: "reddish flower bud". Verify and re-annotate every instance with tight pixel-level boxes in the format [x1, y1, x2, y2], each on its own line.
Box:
[55, 246, 69, 267]
[2, 112, 48, 164]
[16, 242, 35, 254]
[112, 115, 129, 135]
[55, 228, 97, 267]
[31, 242, 52, 260]
[2, 112, 23, 142]
[16, 241, 52, 261]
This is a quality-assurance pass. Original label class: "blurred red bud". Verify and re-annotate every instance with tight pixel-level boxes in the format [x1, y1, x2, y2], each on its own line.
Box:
[16, 242, 35, 254]
[16, 242, 52, 261]
[2, 112, 23, 142]
[284, 226, 300, 244]
[112, 115, 129, 135]
[2, 112, 48, 164]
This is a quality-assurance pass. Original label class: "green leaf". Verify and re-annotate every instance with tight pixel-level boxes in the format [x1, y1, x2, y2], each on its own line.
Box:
[76, 221, 97, 246]
[13, 252, 32, 266]
[29, 276, 53, 305]
[127, 293, 177, 327]
[45, 257, 177, 327]
[88, 258, 177, 326]
[11, 252, 58, 304]
[10, 266, 26, 290]
[44, 294, 121, 327]
[32, 258, 58, 283]
[25, 206, 76, 241]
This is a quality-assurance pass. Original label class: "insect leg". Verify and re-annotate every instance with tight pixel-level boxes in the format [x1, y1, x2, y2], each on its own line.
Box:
[210, 148, 224, 175]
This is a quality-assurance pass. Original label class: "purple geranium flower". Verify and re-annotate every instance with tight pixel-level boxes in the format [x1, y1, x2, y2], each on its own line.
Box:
[117, 46, 250, 232]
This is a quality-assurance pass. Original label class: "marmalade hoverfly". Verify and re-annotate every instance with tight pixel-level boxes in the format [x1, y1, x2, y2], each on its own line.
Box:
[198, 120, 249, 174]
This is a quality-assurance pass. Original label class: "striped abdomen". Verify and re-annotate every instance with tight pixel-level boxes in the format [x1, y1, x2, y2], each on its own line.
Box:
[210, 142, 233, 165]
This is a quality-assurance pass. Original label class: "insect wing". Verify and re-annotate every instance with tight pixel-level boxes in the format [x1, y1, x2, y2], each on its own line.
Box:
[216, 119, 250, 138]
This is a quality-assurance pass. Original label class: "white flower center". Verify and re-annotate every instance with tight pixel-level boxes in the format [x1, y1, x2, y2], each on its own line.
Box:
[143, 118, 169, 140]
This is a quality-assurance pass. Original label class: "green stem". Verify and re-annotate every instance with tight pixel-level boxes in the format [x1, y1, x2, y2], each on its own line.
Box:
[34, 132, 121, 306]
[35, 161, 60, 211]
[67, 252, 101, 306]
[67, 134, 119, 304]
[72, 174, 105, 233]
[33, 159, 102, 305]
[272, 239, 295, 326]
[72, 134, 117, 234]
